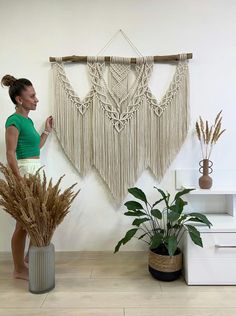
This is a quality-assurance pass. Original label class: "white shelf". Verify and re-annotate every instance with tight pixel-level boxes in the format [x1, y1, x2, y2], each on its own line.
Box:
[188, 189, 236, 195]
[175, 169, 236, 217]
[186, 190, 236, 217]
[175, 169, 236, 190]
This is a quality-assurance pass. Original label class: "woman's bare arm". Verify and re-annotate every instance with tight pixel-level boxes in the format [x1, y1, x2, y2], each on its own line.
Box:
[39, 132, 48, 149]
[5, 126, 21, 178]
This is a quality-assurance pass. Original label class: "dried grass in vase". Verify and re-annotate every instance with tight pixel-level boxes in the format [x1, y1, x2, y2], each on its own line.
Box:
[0, 162, 80, 247]
[195, 110, 226, 159]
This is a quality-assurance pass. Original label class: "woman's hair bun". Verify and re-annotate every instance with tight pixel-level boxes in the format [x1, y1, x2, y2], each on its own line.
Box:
[1, 74, 17, 87]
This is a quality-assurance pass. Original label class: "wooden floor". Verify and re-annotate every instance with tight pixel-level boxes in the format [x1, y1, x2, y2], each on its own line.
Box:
[0, 251, 236, 316]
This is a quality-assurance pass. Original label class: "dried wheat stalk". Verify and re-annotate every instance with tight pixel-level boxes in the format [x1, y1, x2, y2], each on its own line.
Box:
[195, 110, 225, 159]
[0, 163, 80, 247]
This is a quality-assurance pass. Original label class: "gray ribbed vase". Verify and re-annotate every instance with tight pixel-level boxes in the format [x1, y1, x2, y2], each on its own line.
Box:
[29, 243, 55, 294]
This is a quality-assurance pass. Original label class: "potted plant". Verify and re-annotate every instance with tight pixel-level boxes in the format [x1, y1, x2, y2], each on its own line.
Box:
[114, 187, 212, 281]
[195, 110, 225, 189]
[0, 163, 79, 293]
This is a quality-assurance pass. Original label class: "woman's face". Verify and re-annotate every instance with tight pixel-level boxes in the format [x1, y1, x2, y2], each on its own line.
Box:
[16, 85, 39, 110]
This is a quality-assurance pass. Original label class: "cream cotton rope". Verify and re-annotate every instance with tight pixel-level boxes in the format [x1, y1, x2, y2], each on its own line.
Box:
[52, 54, 189, 203]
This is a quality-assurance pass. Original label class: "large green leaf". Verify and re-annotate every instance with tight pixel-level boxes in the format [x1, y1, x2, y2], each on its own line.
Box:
[187, 213, 212, 228]
[124, 201, 143, 210]
[150, 233, 163, 249]
[177, 214, 188, 224]
[153, 187, 169, 207]
[174, 188, 195, 201]
[124, 210, 147, 217]
[128, 187, 147, 204]
[114, 240, 123, 254]
[186, 217, 209, 226]
[169, 197, 187, 214]
[185, 224, 203, 247]
[167, 235, 178, 256]
[154, 187, 166, 198]
[167, 210, 181, 222]
[185, 224, 201, 237]
[151, 208, 162, 219]
[152, 197, 165, 208]
[132, 217, 150, 227]
[114, 228, 138, 253]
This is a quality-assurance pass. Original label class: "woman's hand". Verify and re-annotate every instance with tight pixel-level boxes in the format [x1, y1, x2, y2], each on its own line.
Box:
[45, 116, 53, 132]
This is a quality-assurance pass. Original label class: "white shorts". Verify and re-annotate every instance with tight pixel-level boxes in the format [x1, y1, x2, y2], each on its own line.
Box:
[17, 158, 43, 177]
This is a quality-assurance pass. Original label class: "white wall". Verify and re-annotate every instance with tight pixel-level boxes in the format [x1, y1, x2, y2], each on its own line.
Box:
[0, 0, 235, 251]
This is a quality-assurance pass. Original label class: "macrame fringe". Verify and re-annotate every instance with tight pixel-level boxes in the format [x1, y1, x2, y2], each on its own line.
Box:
[52, 63, 93, 176]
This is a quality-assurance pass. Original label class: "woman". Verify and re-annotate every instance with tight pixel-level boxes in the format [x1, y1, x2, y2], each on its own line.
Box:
[1, 74, 53, 281]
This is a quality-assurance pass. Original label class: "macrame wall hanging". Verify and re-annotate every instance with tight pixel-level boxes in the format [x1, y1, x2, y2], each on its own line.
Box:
[49, 30, 192, 203]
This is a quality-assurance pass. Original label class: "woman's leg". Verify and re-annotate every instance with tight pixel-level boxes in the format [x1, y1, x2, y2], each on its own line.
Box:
[24, 239, 32, 265]
[11, 221, 29, 280]
[23, 162, 42, 264]
[13, 159, 42, 278]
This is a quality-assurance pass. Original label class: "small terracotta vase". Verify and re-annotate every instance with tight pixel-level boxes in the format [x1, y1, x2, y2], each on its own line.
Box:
[198, 159, 213, 189]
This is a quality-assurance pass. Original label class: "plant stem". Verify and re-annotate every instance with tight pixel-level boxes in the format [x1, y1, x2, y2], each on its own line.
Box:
[208, 144, 213, 159]
[162, 207, 167, 238]
[134, 236, 150, 245]
[176, 227, 186, 246]
[200, 140, 204, 158]
[146, 202, 159, 233]
[140, 224, 153, 239]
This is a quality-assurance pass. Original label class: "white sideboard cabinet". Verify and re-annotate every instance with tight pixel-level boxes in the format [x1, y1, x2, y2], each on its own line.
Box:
[175, 169, 236, 285]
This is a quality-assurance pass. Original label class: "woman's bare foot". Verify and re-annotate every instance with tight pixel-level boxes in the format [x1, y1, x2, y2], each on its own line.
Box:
[24, 253, 29, 268]
[24, 254, 29, 264]
[13, 266, 29, 281]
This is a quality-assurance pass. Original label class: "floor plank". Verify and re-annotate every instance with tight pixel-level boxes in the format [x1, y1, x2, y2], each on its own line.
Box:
[0, 251, 236, 315]
[125, 308, 236, 316]
[0, 309, 124, 316]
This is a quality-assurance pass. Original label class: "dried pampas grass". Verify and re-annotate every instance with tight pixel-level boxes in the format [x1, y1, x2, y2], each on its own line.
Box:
[0, 163, 80, 247]
[195, 110, 226, 159]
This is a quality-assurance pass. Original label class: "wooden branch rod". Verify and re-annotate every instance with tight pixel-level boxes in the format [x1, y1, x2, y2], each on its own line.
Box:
[49, 53, 193, 63]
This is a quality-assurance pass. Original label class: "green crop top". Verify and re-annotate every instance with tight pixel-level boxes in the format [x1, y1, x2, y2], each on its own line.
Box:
[5, 113, 41, 159]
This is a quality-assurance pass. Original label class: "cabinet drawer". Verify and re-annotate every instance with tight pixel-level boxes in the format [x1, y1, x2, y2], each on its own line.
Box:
[185, 232, 236, 258]
[183, 231, 236, 284]
[184, 257, 236, 285]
